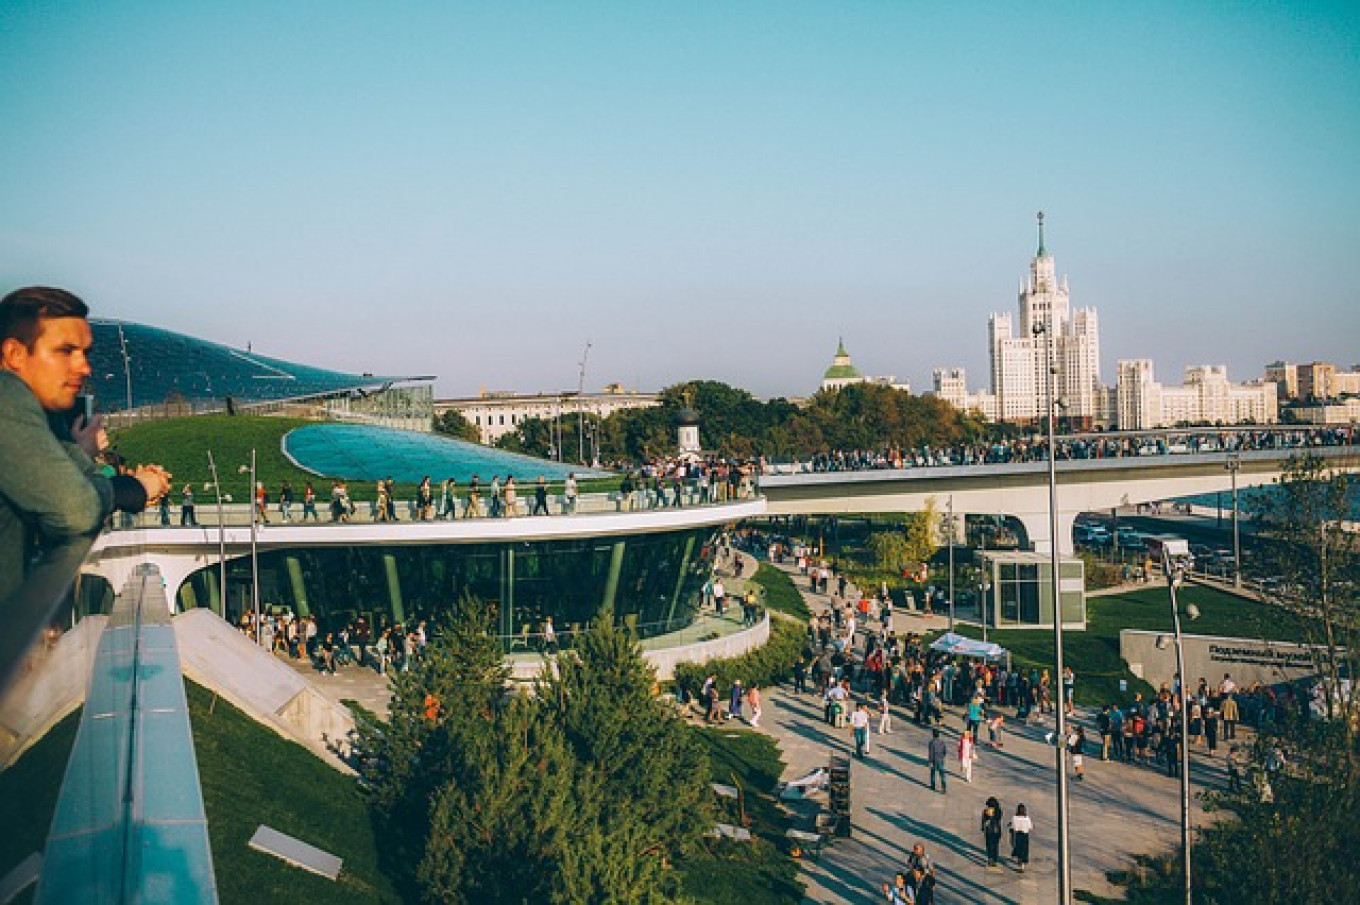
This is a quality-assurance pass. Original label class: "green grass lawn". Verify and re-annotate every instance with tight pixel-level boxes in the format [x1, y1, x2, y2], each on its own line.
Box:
[678, 728, 804, 905]
[749, 563, 810, 619]
[186, 680, 401, 904]
[110, 414, 620, 503]
[953, 583, 1315, 706]
[0, 709, 80, 903]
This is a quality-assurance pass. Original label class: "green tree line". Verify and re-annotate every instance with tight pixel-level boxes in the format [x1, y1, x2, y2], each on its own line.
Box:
[492, 380, 987, 462]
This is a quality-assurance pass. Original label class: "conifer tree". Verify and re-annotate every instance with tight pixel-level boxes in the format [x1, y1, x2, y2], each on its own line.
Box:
[353, 594, 508, 891]
[537, 617, 713, 902]
[418, 694, 598, 904]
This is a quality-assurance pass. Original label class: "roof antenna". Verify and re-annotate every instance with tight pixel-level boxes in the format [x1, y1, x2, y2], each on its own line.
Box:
[1037, 211, 1046, 256]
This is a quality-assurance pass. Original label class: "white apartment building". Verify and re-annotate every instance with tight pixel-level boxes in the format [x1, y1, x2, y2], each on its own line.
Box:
[988, 215, 1102, 424]
[435, 384, 660, 445]
[930, 368, 998, 420]
[1116, 360, 1277, 429]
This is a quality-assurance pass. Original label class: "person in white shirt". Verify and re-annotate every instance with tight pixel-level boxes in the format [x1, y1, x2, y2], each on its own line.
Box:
[851, 702, 871, 757]
[1009, 803, 1033, 871]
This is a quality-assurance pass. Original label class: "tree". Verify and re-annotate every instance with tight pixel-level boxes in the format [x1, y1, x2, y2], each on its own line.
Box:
[1170, 453, 1360, 903]
[418, 694, 597, 904]
[352, 594, 509, 895]
[1253, 453, 1359, 768]
[432, 410, 481, 443]
[903, 498, 940, 568]
[537, 618, 714, 902]
[866, 531, 912, 574]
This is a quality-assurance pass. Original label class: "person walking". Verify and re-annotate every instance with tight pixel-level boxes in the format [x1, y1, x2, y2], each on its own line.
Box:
[878, 689, 892, 734]
[1069, 725, 1087, 781]
[959, 729, 977, 783]
[747, 683, 762, 728]
[1221, 692, 1240, 740]
[928, 729, 949, 793]
[851, 702, 871, 758]
[1009, 803, 1033, 872]
[980, 796, 1004, 868]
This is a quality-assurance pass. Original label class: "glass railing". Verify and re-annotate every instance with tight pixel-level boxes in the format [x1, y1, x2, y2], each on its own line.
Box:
[107, 487, 760, 530]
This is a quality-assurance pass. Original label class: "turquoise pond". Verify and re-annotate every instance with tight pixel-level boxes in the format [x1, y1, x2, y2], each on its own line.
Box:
[282, 424, 610, 484]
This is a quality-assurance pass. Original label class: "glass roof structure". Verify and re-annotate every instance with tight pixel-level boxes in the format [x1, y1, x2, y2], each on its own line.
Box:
[87, 319, 415, 413]
[282, 423, 610, 483]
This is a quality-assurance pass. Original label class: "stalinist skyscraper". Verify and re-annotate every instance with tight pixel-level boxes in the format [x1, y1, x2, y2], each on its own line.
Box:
[988, 213, 1102, 424]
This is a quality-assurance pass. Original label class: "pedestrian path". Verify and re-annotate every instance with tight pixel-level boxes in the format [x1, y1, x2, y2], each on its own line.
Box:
[757, 561, 1223, 904]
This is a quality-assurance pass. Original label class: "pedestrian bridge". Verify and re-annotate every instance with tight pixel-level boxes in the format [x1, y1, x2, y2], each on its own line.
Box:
[760, 445, 1358, 553]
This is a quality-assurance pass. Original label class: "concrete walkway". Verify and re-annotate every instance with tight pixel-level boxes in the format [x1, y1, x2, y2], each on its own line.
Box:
[761, 561, 1227, 904]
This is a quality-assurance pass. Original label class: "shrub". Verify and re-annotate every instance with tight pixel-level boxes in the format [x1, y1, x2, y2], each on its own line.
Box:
[675, 617, 807, 700]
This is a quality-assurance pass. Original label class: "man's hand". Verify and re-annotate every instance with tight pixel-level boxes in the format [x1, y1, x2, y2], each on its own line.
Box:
[134, 464, 173, 505]
[70, 414, 109, 459]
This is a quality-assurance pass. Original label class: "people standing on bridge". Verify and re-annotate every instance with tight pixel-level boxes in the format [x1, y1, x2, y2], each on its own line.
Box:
[180, 484, 197, 526]
[302, 482, 318, 521]
[532, 476, 550, 515]
[416, 476, 433, 520]
[466, 475, 483, 517]
[279, 480, 294, 521]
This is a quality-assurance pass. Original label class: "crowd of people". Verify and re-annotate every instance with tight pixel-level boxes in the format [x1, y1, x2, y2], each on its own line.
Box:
[788, 425, 1356, 474]
[237, 609, 429, 677]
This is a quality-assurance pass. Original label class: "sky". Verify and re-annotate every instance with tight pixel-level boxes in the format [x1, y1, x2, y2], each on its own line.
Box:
[3, 1, 1358, 401]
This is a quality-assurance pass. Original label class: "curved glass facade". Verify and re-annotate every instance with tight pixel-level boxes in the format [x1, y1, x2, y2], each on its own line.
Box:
[175, 527, 718, 648]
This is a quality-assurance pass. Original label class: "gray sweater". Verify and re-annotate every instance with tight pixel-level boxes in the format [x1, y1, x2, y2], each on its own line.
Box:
[0, 371, 140, 604]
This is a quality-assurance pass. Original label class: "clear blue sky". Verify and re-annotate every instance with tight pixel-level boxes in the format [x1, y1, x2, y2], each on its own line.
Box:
[3, 2, 1357, 399]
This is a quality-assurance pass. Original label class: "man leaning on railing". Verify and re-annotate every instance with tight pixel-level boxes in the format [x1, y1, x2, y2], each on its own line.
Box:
[0, 286, 172, 610]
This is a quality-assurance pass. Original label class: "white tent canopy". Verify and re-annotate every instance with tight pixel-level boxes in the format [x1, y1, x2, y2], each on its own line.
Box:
[930, 632, 1005, 661]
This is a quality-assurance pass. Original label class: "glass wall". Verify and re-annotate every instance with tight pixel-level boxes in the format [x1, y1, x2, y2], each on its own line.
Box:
[175, 527, 716, 649]
[986, 554, 1086, 629]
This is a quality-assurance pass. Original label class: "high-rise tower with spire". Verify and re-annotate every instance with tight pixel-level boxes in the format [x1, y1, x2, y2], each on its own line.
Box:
[988, 213, 1102, 423]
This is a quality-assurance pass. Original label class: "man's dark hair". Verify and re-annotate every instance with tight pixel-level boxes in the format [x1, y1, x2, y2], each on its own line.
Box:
[0, 286, 89, 350]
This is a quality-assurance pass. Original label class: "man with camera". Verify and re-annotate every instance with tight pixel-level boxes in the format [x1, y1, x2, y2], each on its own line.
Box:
[0, 286, 172, 607]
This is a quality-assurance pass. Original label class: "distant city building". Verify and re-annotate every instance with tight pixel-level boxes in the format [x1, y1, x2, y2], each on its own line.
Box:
[436, 383, 660, 445]
[930, 368, 997, 420]
[1264, 360, 1360, 403]
[988, 214, 1102, 425]
[1291, 397, 1360, 425]
[1264, 361, 1299, 401]
[819, 340, 909, 393]
[1116, 360, 1277, 429]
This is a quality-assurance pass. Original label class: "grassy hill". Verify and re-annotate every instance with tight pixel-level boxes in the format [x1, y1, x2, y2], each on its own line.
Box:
[110, 415, 341, 502]
[955, 583, 1315, 705]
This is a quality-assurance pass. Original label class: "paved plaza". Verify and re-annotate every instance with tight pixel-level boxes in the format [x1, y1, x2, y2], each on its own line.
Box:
[278, 555, 1235, 904]
[763, 560, 1230, 904]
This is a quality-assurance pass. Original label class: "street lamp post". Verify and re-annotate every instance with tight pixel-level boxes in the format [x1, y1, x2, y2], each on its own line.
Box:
[946, 495, 955, 633]
[978, 573, 992, 643]
[1226, 453, 1242, 588]
[206, 452, 227, 614]
[1034, 315, 1072, 904]
[238, 450, 261, 646]
[1161, 543, 1199, 905]
[577, 341, 591, 465]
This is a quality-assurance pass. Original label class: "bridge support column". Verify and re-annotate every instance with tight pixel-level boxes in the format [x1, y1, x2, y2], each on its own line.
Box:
[1015, 509, 1079, 556]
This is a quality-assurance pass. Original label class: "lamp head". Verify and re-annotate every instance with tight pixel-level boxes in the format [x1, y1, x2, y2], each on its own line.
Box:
[238, 465, 250, 474]
[1184, 603, 1200, 621]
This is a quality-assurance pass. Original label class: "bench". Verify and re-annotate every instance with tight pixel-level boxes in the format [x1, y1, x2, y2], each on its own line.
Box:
[709, 823, 752, 842]
[786, 828, 828, 860]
